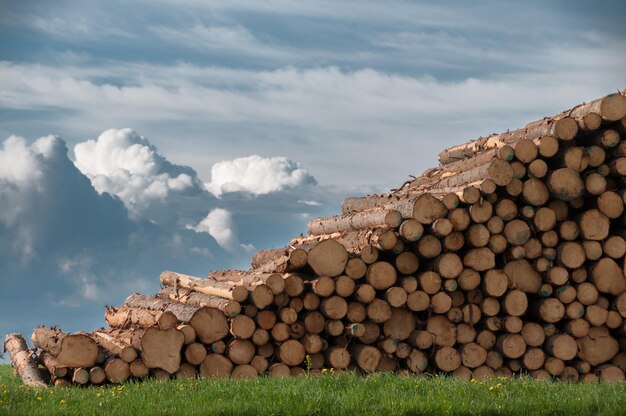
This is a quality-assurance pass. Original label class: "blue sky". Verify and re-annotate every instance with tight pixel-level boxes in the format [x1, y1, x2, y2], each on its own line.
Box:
[1, 0, 625, 350]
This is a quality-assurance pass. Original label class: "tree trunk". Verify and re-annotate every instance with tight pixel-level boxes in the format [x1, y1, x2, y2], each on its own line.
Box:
[91, 330, 138, 363]
[308, 209, 402, 235]
[159, 286, 241, 317]
[160, 270, 249, 302]
[36, 350, 67, 380]
[4, 333, 48, 388]
[207, 270, 286, 295]
[125, 293, 229, 344]
[105, 306, 178, 330]
[31, 327, 98, 368]
[438, 115, 577, 164]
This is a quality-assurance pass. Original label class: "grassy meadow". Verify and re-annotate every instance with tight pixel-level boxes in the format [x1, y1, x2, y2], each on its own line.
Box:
[1, 365, 625, 415]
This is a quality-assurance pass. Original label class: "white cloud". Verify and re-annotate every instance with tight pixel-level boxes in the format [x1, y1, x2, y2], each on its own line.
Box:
[205, 155, 316, 197]
[188, 208, 254, 253]
[0, 135, 70, 261]
[151, 24, 291, 60]
[73, 128, 204, 216]
[1, 56, 625, 188]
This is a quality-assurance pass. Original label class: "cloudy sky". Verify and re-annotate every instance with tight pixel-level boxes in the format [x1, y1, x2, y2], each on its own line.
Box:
[1, 0, 625, 350]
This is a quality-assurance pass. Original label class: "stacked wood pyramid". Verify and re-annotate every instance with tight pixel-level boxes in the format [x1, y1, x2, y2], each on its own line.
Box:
[5, 90, 626, 387]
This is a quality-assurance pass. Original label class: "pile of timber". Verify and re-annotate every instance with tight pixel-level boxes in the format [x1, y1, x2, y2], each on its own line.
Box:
[5, 90, 626, 387]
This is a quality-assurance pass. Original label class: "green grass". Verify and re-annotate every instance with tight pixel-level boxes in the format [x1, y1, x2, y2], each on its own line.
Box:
[1, 365, 625, 415]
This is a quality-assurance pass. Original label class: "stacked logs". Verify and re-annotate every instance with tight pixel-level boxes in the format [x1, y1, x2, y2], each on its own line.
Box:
[5, 90, 626, 387]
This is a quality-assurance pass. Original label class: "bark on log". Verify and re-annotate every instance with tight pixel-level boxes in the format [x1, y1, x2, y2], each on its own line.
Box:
[31, 327, 98, 368]
[308, 209, 402, 235]
[570, 92, 626, 122]
[105, 306, 178, 330]
[159, 286, 241, 317]
[160, 270, 249, 302]
[438, 115, 578, 164]
[125, 293, 229, 344]
[91, 329, 138, 363]
[36, 350, 66, 379]
[208, 270, 286, 295]
[4, 333, 48, 388]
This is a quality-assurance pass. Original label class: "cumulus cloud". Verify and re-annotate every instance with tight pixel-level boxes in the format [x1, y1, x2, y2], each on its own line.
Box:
[0, 132, 248, 347]
[0, 130, 349, 349]
[205, 155, 316, 197]
[188, 208, 255, 253]
[74, 128, 204, 216]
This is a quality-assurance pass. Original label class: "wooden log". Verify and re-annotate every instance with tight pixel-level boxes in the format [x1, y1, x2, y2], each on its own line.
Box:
[426, 315, 457, 347]
[533, 298, 565, 323]
[350, 344, 382, 372]
[435, 346, 462, 372]
[366, 261, 397, 290]
[251, 247, 308, 273]
[105, 306, 178, 330]
[576, 327, 619, 366]
[579, 209, 610, 241]
[501, 290, 528, 317]
[590, 258, 626, 295]
[184, 343, 207, 366]
[124, 327, 185, 374]
[36, 350, 66, 379]
[4, 333, 48, 387]
[306, 239, 349, 277]
[31, 326, 98, 368]
[545, 334, 578, 361]
[570, 92, 626, 122]
[89, 366, 106, 385]
[200, 354, 233, 378]
[345, 257, 368, 279]
[395, 251, 419, 275]
[399, 219, 424, 242]
[228, 339, 256, 365]
[597, 191, 624, 219]
[308, 209, 402, 235]
[311, 276, 335, 297]
[382, 308, 416, 341]
[104, 357, 130, 383]
[496, 334, 526, 359]
[416, 235, 442, 258]
[91, 330, 138, 363]
[72, 368, 89, 385]
[597, 365, 625, 382]
[460, 343, 488, 369]
[503, 260, 541, 293]
[385, 287, 408, 308]
[547, 168, 585, 201]
[159, 286, 240, 317]
[175, 363, 197, 380]
[458, 268, 480, 291]
[125, 293, 228, 344]
[250, 355, 269, 373]
[483, 269, 508, 297]
[463, 248, 495, 271]
[279, 339, 306, 367]
[284, 274, 305, 297]
[321, 296, 349, 320]
[129, 358, 149, 379]
[437, 114, 577, 164]
[406, 291, 430, 312]
[160, 270, 248, 302]
[208, 270, 286, 295]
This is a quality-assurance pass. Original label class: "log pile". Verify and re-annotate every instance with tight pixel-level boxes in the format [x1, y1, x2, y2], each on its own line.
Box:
[5, 90, 626, 386]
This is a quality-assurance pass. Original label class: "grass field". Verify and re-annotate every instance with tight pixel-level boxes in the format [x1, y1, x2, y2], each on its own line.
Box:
[1, 365, 625, 415]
